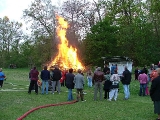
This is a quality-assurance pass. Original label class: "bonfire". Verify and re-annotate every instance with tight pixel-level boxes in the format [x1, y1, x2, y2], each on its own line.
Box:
[48, 16, 84, 70]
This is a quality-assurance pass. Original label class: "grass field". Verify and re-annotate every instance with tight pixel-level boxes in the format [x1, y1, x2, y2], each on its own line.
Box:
[0, 68, 157, 120]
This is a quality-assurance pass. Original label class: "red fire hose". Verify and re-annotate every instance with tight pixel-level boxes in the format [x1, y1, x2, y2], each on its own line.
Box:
[17, 100, 78, 120]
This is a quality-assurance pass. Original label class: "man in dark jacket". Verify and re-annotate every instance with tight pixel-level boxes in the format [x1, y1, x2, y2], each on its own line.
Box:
[65, 68, 75, 101]
[150, 68, 160, 120]
[103, 64, 110, 74]
[51, 65, 62, 94]
[28, 66, 39, 94]
[121, 66, 131, 100]
[93, 67, 104, 101]
[40, 66, 50, 94]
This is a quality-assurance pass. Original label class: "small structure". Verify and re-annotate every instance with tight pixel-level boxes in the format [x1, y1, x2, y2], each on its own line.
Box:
[102, 56, 133, 75]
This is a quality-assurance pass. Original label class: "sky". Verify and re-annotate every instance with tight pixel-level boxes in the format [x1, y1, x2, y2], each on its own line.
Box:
[0, 0, 70, 21]
[0, 0, 65, 32]
[0, 0, 146, 22]
[0, 0, 145, 32]
[0, 0, 33, 21]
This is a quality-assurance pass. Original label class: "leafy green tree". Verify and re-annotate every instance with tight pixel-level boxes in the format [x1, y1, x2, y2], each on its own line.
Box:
[103, 0, 159, 66]
[83, 17, 119, 66]
[0, 16, 23, 67]
[23, 0, 57, 61]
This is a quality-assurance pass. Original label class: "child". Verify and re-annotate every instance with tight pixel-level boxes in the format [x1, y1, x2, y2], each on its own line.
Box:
[37, 79, 42, 90]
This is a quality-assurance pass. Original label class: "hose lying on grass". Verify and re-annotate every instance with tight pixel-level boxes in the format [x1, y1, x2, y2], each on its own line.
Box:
[17, 100, 78, 120]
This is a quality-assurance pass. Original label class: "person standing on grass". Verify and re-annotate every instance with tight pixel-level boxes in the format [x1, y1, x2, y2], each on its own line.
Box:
[40, 66, 50, 95]
[51, 65, 62, 94]
[121, 66, 131, 100]
[111, 64, 116, 75]
[28, 66, 39, 94]
[138, 70, 148, 96]
[86, 68, 93, 87]
[143, 65, 148, 75]
[103, 64, 110, 74]
[93, 67, 104, 101]
[65, 68, 75, 101]
[148, 66, 153, 82]
[108, 69, 120, 101]
[103, 70, 112, 99]
[134, 67, 139, 80]
[150, 68, 160, 120]
[0, 68, 5, 88]
[74, 69, 85, 102]
[146, 66, 153, 95]
[60, 69, 68, 87]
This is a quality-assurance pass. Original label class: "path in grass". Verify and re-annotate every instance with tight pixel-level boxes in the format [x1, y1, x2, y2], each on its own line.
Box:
[0, 82, 29, 91]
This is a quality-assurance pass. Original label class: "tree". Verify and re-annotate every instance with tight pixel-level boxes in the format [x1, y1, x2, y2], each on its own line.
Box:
[23, 0, 57, 60]
[103, 0, 159, 65]
[83, 17, 119, 66]
[60, 0, 93, 41]
[0, 16, 23, 67]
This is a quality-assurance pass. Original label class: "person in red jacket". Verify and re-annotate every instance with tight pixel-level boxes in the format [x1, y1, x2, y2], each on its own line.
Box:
[60, 69, 68, 87]
[28, 66, 39, 94]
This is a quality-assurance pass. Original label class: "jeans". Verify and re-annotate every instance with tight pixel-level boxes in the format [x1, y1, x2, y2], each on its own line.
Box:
[123, 85, 130, 99]
[87, 77, 92, 87]
[42, 80, 49, 94]
[94, 82, 103, 100]
[68, 89, 73, 101]
[139, 83, 147, 96]
[52, 80, 61, 93]
[109, 88, 118, 101]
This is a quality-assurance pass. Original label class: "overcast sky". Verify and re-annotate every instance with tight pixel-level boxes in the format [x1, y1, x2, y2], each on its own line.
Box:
[0, 0, 145, 32]
[0, 0, 32, 21]
[0, 0, 66, 21]
[0, 0, 146, 22]
[0, 0, 66, 32]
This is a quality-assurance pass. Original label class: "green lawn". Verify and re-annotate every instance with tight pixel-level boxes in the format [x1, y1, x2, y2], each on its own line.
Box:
[0, 68, 157, 120]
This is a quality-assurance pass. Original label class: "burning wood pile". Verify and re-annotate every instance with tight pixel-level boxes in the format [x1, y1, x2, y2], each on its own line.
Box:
[48, 15, 84, 70]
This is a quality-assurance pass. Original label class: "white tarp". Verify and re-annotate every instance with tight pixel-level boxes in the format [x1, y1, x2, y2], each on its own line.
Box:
[109, 61, 133, 75]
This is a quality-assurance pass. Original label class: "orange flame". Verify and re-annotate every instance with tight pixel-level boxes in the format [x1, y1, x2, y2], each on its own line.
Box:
[48, 16, 84, 70]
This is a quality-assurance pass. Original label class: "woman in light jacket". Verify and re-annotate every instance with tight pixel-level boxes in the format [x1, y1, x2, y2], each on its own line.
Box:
[108, 69, 120, 101]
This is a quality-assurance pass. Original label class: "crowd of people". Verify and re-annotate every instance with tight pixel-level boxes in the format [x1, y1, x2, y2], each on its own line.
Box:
[3, 62, 158, 120]
[85, 64, 131, 101]
[134, 63, 160, 120]
[28, 65, 86, 102]
[0, 61, 159, 120]
[134, 64, 160, 97]
[27, 64, 132, 102]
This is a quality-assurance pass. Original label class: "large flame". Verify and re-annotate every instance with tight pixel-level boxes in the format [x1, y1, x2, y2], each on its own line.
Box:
[48, 16, 84, 70]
